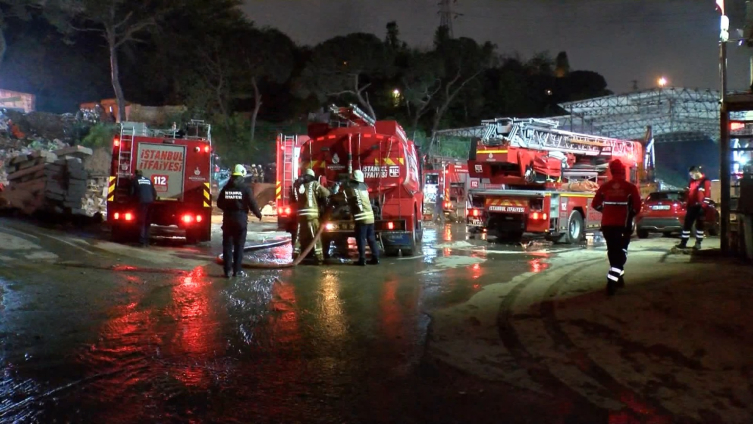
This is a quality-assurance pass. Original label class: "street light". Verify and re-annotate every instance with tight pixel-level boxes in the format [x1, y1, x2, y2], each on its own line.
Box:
[657, 77, 668, 87]
[392, 89, 400, 97]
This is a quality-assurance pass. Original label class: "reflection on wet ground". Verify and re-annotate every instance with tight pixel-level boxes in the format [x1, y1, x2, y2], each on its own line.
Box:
[0, 222, 597, 423]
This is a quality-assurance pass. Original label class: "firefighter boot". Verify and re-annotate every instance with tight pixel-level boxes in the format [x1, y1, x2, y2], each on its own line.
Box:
[693, 241, 702, 251]
[606, 279, 617, 296]
[617, 275, 625, 288]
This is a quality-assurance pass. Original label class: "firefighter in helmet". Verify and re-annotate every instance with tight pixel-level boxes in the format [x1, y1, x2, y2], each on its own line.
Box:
[292, 168, 330, 264]
[677, 165, 711, 251]
[217, 164, 262, 278]
[344, 169, 379, 266]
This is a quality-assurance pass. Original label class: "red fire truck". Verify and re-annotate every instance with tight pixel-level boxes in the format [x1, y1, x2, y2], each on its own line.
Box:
[283, 104, 423, 256]
[107, 121, 214, 244]
[466, 117, 642, 243]
[422, 157, 476, 221]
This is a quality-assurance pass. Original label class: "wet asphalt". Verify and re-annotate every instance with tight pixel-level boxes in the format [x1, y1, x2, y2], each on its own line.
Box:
[0, 218, 609, 424]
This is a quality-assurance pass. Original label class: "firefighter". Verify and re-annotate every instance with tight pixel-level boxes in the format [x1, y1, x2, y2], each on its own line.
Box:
[677, 165, 711, 251]
[130, 170, 157, 247]
[288, 173, 304, 259]
[292, 168, 330, 264]
[592, 159, 642, 296]
[344, 170, 379, 266]
[217, 164, 262, 278]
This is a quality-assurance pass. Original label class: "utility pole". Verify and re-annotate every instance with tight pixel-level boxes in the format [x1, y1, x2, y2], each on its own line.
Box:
[438, 0, 461, 38]
[718, 0, 731, 253]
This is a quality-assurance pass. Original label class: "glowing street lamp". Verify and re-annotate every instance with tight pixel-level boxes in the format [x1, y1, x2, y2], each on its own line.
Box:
[657, 77, 668, 87]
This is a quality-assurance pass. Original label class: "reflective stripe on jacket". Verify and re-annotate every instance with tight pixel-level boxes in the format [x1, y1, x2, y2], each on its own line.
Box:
[592, 178, 642, 228]
[345, 182, 374, 224]
[293, 176, 330, 220]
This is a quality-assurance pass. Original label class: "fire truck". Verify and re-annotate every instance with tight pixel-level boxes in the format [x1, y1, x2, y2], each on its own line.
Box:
[466, 117, 642, 243]
[422, 157, 476, 222]
[279, 104, 423, 256]
[107, 121, 214, 244]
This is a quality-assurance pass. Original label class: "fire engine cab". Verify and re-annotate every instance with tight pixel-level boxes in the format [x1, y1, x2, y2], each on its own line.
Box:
[467, 117, 642, 243]
[107, 120, 214, 244]
[422, 156, 476, 222]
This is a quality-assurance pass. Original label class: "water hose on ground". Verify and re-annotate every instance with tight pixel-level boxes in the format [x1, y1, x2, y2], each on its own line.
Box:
[215, 210, 332, 269]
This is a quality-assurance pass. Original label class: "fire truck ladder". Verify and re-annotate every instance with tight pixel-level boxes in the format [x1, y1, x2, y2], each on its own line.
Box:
[329, 103, 376, 127]
[117, 122, 141, 178]
[481, 118, 637, 157]
[280, 134, 298, 203]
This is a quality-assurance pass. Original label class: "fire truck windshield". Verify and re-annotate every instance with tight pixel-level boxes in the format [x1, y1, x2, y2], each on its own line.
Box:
[425, 174, 439, 185]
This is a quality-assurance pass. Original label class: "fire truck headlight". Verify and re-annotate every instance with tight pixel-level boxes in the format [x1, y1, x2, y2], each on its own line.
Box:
[324, 223, 336, 231]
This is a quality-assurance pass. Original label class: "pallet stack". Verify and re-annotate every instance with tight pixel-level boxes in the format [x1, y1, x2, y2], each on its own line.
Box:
[0, 145, 106, 217]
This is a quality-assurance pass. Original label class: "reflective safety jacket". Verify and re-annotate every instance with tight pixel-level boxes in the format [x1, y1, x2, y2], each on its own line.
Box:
[592, 177, 642, 228]
[344, 182, 375, 224]
[686, 176, 711, 208]
[293, 175, 330, 220]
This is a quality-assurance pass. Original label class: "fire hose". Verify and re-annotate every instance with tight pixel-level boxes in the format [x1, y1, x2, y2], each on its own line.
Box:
[215, 209, 332, 269]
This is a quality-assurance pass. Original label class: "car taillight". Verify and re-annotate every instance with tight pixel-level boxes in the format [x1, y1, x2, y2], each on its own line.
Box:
[444, 201, 451, 208]
[387, 222, 394, 230]
[182, 214, 194, 223]
[124, 213, 133, 221]
[472, 209, 480, 217]
[196, 215, 202, 223]
[285, 207, 291, 215]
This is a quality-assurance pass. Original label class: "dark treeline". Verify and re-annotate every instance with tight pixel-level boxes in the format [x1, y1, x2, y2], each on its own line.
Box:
[0, 0, 612, 163]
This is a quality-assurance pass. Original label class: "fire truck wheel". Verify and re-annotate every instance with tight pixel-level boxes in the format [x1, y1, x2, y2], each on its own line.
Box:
[404, 207, 422, 256]
[558, 210, 584, 244]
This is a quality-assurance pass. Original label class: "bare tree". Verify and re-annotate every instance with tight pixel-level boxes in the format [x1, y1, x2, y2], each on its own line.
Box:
[46, 0, 164, 122]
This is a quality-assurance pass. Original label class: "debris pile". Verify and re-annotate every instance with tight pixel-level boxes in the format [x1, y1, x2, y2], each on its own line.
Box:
[1, 145, 108, 217]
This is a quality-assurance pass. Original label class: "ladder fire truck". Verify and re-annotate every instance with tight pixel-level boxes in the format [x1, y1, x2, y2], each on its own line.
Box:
[466, 117, 642, 243]
[107, 120, 214, 244]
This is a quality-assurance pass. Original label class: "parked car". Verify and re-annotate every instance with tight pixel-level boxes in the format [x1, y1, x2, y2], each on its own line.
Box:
[635, 190, 719, 239]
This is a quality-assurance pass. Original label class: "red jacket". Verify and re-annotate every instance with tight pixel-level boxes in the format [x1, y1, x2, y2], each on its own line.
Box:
[686, 176, 711, 208]
[592, 177, 642, 228]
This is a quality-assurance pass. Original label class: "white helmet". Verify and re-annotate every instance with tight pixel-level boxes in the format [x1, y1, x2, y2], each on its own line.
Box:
[353, 170, 364, 183]
[232, 164, 247, 177]
[304, 168, 315, 177]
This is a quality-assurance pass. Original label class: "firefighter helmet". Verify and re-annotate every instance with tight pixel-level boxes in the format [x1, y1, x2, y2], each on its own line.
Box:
[304, 168, 315, 177]
[353, 170, 365, 183]
[232, 164, 247, 177]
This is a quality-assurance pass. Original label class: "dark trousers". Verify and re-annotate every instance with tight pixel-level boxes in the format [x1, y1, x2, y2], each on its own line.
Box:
[137, 203, 152, 245]
[602, 226, 631, 283]
[680, 205, 705, 246]
[222, 220, 247, 276]
[355, 222, 378, 262]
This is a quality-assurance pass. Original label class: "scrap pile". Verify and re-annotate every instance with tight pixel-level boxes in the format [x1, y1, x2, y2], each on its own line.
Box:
[1, 145, 108, 217]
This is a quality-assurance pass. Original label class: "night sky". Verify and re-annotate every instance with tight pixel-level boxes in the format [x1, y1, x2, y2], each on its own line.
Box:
[242, 0, 753, 94]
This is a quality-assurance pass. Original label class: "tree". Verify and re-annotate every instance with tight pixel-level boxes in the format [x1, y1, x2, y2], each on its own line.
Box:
[428, 26, 496, 146]
[384, 21, 407, 51]
[294, 33, 394, 119]
[237, 27, 296, 141]
[46, 0, 167, 122]
[401, 49, 441, 135]
[0, 0, 33, 67]
[555, 51, 570, 78]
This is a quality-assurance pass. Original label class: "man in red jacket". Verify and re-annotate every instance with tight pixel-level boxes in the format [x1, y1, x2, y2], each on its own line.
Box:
[592, 159, 642, 296]
[677, 165, 711, 250]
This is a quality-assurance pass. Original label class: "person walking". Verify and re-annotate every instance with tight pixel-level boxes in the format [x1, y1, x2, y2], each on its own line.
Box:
[676, 165, 711, 251]
[592, 159, 642, 296]
[344, 170, 379, 266]
[130, 169, 157, 247]
[217, 164, 262, 278]
[292, 168, 330, 264]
